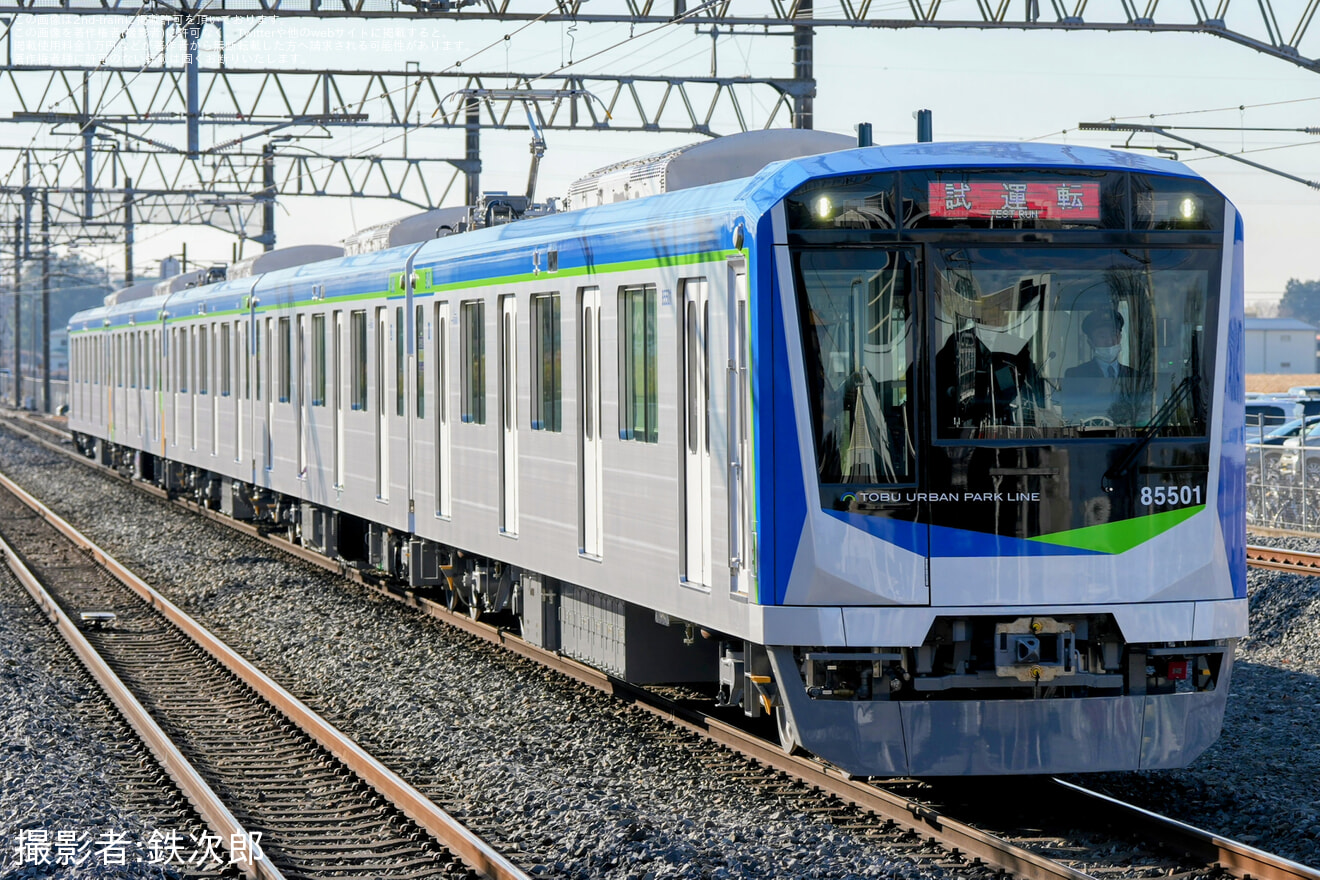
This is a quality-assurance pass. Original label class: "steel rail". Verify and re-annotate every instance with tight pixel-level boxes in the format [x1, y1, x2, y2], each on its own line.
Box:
[0, 463, 531, 880]
[1049, 780, 1320, 880]
[1248, 524, 1318, 541]
[0, 502, 282, 880]
[8, 412, 1318, 880]
[1246, 544, 1320, 575]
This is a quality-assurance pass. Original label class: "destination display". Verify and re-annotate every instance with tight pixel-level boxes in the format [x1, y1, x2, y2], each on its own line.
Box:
[929, 181, 1102, 221]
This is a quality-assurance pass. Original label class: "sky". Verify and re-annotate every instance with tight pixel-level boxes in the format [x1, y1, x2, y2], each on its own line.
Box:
[8, 12, 1318, 298]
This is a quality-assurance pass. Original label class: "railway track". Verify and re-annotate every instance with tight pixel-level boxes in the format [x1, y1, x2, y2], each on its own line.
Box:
[0, 456, 529, 880]
[1244, 543, 1320, 575]
[5, 410, 1319, 880]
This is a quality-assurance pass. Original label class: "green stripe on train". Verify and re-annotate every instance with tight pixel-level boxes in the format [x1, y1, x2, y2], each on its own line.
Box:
[1028, 504, 1205, 555]
[69, 249, 741, 332]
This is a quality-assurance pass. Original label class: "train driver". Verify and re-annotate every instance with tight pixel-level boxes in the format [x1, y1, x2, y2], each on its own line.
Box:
[1061, 308, 1138, 425]
[1066, 309, 1132, 381]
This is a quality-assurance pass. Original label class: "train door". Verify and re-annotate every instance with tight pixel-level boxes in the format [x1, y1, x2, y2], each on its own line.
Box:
[264, 317, 274, 472]
[169, 328, 178, 445]
[579, 286, 603, 557]
[236, 320, 245, 465]
[133, 329, 143, 440]
[144, 331, 151, 441]
[681, 277, 713, 587]
[333, 309, 344, 489]
[141, 331, 149, 441]
[152, 329, 161, 446]
[435, 301, 451, 517]
[297, 314, 306, 478]
[218, 323, 230, 457]
[499, 295, 518, 535]
[100, 335, 108, 435]
[376, 306, 389, 500]
[727, 260, 752, 597]
[190, 326, 199, 452]
[210, 324, 219, 454]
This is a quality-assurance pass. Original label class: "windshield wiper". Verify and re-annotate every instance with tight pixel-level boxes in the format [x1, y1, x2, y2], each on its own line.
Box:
[1101, 374, 1200, 493]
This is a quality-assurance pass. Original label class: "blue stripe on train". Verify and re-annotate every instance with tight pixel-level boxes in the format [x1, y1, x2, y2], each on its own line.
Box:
[1219, 213, 1247, 600]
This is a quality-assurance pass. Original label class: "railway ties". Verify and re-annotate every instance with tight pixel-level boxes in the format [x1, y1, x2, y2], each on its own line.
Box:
[5, 411, 1320, 880]
[0, 464, 529, 880]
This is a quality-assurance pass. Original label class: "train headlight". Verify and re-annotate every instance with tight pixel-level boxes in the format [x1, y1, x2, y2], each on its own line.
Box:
[814, 196, 833, 220]
[1179, 197, 1199, 221]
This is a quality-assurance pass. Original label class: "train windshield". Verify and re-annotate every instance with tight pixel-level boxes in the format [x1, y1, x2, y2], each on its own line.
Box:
[932, 247, 1217, 440]
[795, 248, 917, 486]
[795, 244, 1220, 487]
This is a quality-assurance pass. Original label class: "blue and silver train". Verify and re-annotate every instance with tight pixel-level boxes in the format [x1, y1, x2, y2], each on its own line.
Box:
[68, 134, 1245, 776]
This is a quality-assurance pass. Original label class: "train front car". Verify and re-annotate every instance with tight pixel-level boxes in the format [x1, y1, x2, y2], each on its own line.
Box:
[752, 143, 1244, 776]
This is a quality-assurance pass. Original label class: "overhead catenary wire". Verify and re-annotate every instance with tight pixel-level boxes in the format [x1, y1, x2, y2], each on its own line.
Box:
[290, 3, 724, 198]
[0, 7, 202, 192]
[6, 0, 729, 270]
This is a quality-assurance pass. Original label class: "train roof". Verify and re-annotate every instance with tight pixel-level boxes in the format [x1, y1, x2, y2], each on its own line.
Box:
[735, 140, 1217, 215]
[69, 141, 1222, 331]
[419, 140, 1217, 258]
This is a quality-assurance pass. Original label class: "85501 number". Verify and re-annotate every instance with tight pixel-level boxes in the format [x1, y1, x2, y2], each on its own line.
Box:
[1140, 485, 1203, 507]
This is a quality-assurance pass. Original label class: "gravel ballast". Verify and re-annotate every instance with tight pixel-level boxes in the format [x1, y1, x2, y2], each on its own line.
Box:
[0, 564, 232, 878]
[2, 428, 1318, 873]
[0, 432, 956, 880]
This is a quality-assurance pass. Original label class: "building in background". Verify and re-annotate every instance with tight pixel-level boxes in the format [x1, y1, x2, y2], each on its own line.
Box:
[1244, 317, 1319, 373]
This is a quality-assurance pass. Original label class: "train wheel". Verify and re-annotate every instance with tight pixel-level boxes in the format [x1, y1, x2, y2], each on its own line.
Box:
[436, 574, 460, 614]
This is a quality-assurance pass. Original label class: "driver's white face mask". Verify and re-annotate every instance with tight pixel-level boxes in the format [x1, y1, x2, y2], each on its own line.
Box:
[1093, 344, 1121, 365]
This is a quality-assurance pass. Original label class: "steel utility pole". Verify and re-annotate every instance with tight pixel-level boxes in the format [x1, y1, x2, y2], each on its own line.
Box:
[465, 94, 481, 206]
[9, 215, 17, 408]
[793, 0, 813, 129]
[40, 191, 49, 413]
[124, 177, 134, 284]
[261, 145, 275, 252]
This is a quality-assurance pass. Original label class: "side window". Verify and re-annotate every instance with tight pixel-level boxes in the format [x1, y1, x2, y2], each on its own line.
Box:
[683, 278, 710, 455]
[350, 309, 367, 411]
[254, 320, 262, 400]
[220, 323, 231, 396]
[178, 330, 188, 393]
[396, 305, 405, 417]
[279, 316, 291, 403]
[530, 293, 562, 432]
[199, 325, 208, 395]
[618, 284, 658, 443]
[461, 300, 486, 424]
[415, 304, 425, 418]
[311, 313, 326, 406]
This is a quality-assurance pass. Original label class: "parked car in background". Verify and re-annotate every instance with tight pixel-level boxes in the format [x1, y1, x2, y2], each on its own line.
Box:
[1247, 415, 1320, 471]
[1246, 397, 1320, 443]
[1288, 385, 1320, 398]
[1275, 420, 1320, 483]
